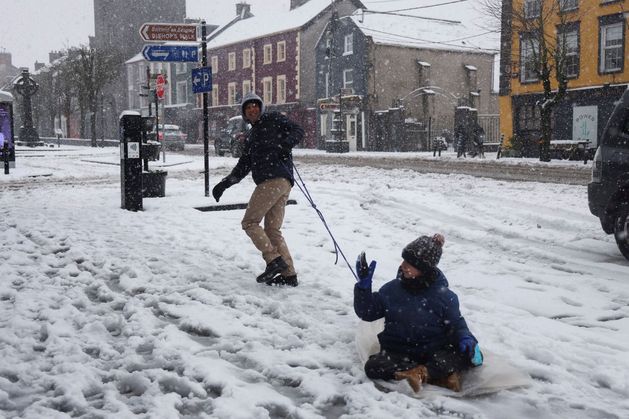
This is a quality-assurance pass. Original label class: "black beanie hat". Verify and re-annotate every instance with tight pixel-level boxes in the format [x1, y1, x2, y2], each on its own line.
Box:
[401, 234, 445, 272]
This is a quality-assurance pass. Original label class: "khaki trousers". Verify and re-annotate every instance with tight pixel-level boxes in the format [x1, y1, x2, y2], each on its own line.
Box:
[241, 178, 295, 276]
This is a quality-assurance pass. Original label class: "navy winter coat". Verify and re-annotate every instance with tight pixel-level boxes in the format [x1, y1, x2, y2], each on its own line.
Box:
[229, 111, 303, 186]
[354, 269, 476, 358]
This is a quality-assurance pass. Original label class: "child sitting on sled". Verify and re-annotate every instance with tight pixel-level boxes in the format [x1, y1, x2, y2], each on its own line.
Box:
[353, 233, 483, 392]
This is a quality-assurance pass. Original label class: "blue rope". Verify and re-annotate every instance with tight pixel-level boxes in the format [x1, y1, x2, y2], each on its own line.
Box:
[286, 161, 359, 281]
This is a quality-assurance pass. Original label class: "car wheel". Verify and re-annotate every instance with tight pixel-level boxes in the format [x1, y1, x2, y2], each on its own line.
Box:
[614, 204, 629, 260]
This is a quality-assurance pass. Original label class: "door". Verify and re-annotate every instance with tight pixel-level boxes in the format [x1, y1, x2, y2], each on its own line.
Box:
[346, 113, 357, 152]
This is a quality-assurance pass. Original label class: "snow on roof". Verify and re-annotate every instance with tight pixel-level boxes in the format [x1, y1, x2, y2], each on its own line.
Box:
[465, 64, 478, 71]
[207, 0, 337, 48]
[349, 2, 498, 53]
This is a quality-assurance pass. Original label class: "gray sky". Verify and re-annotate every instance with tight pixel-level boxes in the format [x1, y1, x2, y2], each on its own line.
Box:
[0, 1, 489, 71]
[0, 0, 290, 70]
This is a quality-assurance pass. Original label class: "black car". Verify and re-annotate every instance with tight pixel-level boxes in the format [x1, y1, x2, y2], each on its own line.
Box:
[588, 88, 629, 260]
[214, 116, 250, 157]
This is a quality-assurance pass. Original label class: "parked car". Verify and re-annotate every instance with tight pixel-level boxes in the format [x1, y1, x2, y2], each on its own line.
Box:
[214, 116, 250, 157]
[588, 88, 629, 260]
[154, 124, 186, 151]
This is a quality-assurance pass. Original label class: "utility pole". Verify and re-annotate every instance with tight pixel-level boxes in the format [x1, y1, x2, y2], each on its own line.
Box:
[201, 21, 209, 197]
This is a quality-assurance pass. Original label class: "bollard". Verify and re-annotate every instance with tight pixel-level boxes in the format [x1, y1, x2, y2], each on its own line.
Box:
[120, 111, 143, 211]
[3, 141, 8, 174]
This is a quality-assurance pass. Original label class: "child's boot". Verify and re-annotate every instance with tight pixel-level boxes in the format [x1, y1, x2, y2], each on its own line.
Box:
[394, 365, 429, 392]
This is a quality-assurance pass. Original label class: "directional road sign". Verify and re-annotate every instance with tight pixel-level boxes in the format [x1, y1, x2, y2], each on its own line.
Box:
[191, 67, 212, 94]
[139, 23, 198, 42]
[142, 45, 199, 62]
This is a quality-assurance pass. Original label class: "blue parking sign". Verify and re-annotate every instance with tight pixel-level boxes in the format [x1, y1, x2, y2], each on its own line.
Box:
[192, 67, 212, 94]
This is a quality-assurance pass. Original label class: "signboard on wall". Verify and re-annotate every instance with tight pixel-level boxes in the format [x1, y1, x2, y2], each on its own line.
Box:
[572, 105, 598, 147]
[0, 96, 15, 168]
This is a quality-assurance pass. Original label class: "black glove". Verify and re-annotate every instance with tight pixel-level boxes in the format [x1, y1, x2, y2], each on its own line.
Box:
[212, 176, 238, 202]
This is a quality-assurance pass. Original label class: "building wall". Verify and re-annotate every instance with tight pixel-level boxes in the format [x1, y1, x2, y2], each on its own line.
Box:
[371, 45, 497, 119]
[500, 0, 629, 145]
[299, 0, 361, 106]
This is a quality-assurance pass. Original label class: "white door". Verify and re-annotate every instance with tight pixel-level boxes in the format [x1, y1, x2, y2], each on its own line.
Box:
[346, 113, 357, 151]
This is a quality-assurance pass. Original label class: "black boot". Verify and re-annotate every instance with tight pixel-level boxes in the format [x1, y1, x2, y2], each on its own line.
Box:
[266, 274, 298, 287]
[256, 256, 288, 283]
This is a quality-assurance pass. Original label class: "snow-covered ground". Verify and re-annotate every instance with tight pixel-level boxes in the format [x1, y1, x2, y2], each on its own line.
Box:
[1, 146, 628, 418]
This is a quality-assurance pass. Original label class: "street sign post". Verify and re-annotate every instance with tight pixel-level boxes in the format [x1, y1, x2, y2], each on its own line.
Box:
[142, 45, 199, 62]
[139, 23, 198, 42]
[191, 67, 212, 94]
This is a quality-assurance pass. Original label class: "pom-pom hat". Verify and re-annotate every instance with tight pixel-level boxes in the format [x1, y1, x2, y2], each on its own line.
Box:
[401, 233, 445, 272]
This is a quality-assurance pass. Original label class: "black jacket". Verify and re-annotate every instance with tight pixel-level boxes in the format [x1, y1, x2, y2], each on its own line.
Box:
[228, 112, 303, 186]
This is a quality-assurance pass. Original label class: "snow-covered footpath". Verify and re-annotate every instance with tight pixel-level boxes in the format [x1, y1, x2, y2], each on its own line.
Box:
[1, 146, 628, 418]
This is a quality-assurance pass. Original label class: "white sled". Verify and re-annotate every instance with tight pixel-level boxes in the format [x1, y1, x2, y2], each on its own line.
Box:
[355, 318, 530, 398]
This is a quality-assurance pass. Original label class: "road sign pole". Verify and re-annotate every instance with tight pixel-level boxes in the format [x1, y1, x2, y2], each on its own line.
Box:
[202, 21, 209, 197]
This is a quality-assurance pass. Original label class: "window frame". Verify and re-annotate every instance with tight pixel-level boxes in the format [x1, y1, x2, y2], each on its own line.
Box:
[343, 33, 354, 55]
[523, 0, 541, 19]
[263, 44, 273, 64]
[557, 23, 580, 78]
[176, 80, 188, 104]
[520, 33, 540, 83]
[599, 16, 624, 74]
[228, 52, 236, 71]
[276, 75, 286, 104]
[242, 79, 252, 97]
[242, 48, 251, 69]
[277, 41, 286, 62]
[211, 84, 219, 106]
[228, 82, 237, 105]
[343, 68, 354, 90]
[211, 56, 218, 74]
[559, 0, 578, 13]
[262, 77, 273, 103]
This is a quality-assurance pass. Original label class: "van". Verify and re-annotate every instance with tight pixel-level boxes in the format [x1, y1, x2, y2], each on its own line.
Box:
[214, 116, 250, 157]
[588, 88, 629, 260]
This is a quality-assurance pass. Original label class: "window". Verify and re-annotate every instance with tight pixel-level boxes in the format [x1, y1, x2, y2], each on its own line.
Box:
[263, 44, 272, 64]
[517, 104, 541, 130]
[277, 41, 286, 62]
[228, 82, 237, 105]
[176, 63, 186, 74]
[343, 34, 353, 55]
[520, 35, 539, 82]
[343, 69, 353, 89]
[212, 84, 219, 106]
[176, 80, 187, 104]
[320, 114, 327, 137]
[559, 0, 578, 12]
[324, 72, 330, 98]
[211, 56, 218, 73]
[228, 52, 236, 71]
[263, 77, 273, 103]
[417, 61, 431, 86]
[242, 80, 252, 96]
[277, 75, 286, 103]
[599, 19, 624, 73]
[558, 25, 579, 78]
[243, 48, 251, 68]
[523, 0, 540, 19]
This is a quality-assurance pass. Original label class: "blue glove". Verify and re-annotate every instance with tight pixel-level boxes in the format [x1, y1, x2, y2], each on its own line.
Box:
[355, 254, 376, 290]
[459, 336, 483, 366]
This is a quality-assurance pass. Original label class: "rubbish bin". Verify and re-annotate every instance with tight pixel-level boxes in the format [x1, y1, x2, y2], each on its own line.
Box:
[142, 170, 167, 198]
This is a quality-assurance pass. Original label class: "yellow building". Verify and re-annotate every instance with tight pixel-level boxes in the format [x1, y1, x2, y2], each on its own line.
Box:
[499, 0, 628, 155]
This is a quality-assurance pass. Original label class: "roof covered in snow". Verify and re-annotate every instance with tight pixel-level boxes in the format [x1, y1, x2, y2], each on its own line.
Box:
[207, 0, 361, 48]
[349, 1, 498, 53]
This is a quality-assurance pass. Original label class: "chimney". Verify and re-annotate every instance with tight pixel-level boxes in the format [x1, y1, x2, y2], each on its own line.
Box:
[236, 2, 252, 18]
[290, 0, 310, 10]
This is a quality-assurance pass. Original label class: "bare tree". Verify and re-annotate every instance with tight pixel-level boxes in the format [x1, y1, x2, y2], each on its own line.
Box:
[481, 0, 584, 161]
[67, 46, 124, 147]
